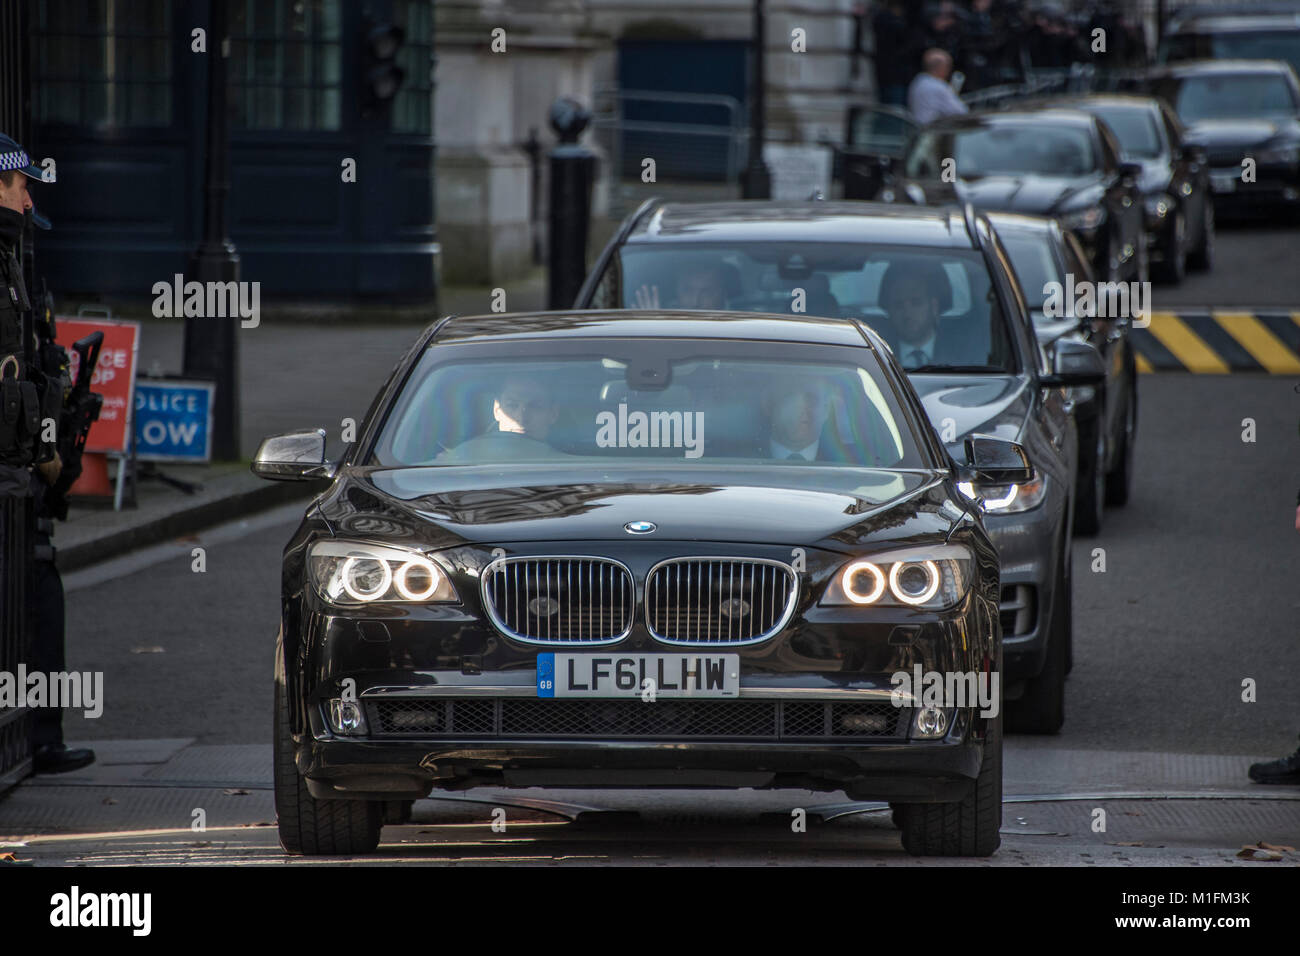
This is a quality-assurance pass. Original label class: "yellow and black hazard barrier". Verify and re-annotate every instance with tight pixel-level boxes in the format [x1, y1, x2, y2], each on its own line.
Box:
[1132, 311, 1300, 374]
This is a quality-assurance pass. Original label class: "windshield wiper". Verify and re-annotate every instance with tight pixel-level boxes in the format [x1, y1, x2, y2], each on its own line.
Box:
[905, 364, 1005, 373]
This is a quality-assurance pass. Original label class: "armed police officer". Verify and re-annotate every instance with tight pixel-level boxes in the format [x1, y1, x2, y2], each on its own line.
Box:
[0, 133, 95, 774]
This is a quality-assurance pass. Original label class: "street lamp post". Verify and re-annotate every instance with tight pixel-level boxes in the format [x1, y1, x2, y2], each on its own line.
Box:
[741, 0, 771, 199]
[183, 0, 240, 461]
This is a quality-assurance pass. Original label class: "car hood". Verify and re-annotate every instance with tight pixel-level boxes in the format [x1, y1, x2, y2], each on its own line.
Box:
[1183, 118, 1295, 151]
[914, 174, 1099, 214]
[907, 374, 1032, 457]
[319, 465, 958, 551]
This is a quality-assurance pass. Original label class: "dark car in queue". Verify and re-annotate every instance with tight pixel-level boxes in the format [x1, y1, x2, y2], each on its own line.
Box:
[1037, 94, 1215, 283]
[254, 309, 1032, 857]
[575, 200, 1107, 735]
[883, 109, 1149, 284]
[1158, 9, 1300, 81]
[1142, 59, 1300, 216]
[986, 212, 1139, 536]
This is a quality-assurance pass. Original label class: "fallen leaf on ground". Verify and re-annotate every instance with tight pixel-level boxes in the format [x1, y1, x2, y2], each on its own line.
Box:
[1237, 844, 1284, 861]
[223, 788, 250, 796]
[130, 646, 165, 654]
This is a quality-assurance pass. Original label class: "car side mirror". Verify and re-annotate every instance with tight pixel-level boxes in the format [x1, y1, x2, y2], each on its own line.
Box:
[252, 428, 336, 481]
[960, 435, 1034, 485]
[1040, 338, 1106, 387]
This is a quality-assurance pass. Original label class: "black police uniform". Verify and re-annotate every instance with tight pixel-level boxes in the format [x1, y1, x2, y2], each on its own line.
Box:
[0, 133, 93, 773]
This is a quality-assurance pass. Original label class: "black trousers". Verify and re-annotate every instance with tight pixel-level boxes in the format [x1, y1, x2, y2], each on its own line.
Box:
[29, 549, 65, 750]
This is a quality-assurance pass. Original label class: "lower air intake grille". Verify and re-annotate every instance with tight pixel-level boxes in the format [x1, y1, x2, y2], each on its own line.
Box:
[366, 698, 905, 740]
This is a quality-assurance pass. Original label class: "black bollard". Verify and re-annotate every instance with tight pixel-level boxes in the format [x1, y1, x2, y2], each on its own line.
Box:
[547, 98, 596, 310]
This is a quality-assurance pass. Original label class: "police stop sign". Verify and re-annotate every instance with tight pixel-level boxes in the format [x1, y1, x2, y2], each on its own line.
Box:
[54, 317, 140, 454]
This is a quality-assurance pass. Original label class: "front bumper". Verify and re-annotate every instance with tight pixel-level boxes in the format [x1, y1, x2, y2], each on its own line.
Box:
[982, 507, 1061, 687]
[297, 728, 986, 804]
[1208, 163, 1300, 208]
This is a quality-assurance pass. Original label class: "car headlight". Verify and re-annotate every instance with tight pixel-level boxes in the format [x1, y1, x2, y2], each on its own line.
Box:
[1256, 144, 1300, 165]
[308, 540, 459, 605]
[821, 544, 973, 610]
[1143, 193, 1172, 219]
[1059, 207, 1105, 233]
[957, 475, 1049, 513]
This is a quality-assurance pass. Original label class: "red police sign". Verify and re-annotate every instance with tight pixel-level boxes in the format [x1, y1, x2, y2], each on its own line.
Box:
[54, 317, 140, 454]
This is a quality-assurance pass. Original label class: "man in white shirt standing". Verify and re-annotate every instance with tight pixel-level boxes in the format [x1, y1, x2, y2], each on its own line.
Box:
[907, 48, 969, 126]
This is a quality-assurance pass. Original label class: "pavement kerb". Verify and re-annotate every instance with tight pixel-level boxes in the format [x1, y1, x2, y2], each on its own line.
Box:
[57, 476, 327, 573]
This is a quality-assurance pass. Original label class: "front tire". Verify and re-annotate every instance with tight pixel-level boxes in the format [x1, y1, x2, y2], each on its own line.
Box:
[1073, 412, 1105, 536]
[1104, 386, 1136, 507]
[274, 677, 383, 856]
[899, 713, 1003, 857]
[1153, 213, 1186, 284]
[1187, 199, 1215, 272]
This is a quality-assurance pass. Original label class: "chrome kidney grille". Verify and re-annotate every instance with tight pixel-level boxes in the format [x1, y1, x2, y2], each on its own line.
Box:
[645, 558, 798, 645]
[481, 557, 634, 645]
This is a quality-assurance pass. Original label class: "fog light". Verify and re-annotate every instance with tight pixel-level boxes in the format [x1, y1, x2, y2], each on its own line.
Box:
[327, 698, 368, 735]
[840, 713, 888, 734]
[912, 706, 950, 739]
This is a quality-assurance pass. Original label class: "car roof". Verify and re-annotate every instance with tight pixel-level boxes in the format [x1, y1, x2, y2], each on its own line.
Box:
[937, 108, 1098, 129]
[984, 211, 1056, 236]
[621, 200, 979, 249]
[1148, 58, 1295, 77]
[432, 309, 880, 348]
[1036, 93, 1161, 112]
[1169, 14, 1300, 33]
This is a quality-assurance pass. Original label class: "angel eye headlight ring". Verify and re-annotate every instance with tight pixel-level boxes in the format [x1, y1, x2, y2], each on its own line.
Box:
[841, 560, 887, 604]
[394, 558, 441, 601]
[889, 560, 941, 605]
[341, 556, 392, 602]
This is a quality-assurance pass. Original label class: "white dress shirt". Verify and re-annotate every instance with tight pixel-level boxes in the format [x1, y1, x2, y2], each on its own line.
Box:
[771, 438, 820, 461]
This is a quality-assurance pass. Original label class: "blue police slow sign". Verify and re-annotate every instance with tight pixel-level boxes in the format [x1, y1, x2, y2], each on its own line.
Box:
[133, 379, 215, 462]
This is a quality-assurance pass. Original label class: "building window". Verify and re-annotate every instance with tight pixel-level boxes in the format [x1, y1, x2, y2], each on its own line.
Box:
[32, 0, 173, 128]
[227, 0, 342, 131]
[392, 0, 433, 135]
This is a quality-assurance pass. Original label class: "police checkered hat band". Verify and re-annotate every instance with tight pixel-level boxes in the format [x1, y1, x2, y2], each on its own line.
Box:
[0, 134, 44, 179]
[0, 148, 30, 171]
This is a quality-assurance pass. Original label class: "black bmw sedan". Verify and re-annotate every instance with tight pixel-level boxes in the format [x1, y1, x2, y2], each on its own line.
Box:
[575, 201, 1106, 738]
[886, 109, 1149, 284]
[1143, 59, 1300, 216]
[1041, 94, 1215, 283]
[254, 310, 1026, 857]
[987, 211, 1139, 535]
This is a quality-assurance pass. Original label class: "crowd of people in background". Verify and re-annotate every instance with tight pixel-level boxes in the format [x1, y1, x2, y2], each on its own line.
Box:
[871, 0, 1149, 108]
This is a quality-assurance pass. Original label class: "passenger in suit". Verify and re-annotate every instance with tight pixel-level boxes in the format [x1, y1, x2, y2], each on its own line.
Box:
[873, 260, 988, 369]
[761, 374, 837, 462]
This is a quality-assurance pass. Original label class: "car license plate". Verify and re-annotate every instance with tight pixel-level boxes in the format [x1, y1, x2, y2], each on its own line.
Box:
[537, 653, 740, 698]
[1210, 171, 1237, 193]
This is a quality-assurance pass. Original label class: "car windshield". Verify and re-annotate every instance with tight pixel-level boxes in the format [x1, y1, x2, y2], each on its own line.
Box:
[1212, 32, 1300, 79]
[371, 339, 927, 470]
[592, 242, 1018, 373]
[906, 123, 1097, 177]
[1165, 73, 1297, 122]
[997, 230, 1062, 313]
[1087, 106, 1164, 159]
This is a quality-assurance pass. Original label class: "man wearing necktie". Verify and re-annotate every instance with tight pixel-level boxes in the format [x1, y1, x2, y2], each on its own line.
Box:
[882, 266, 944, 370]
[764, 374, 832, 461]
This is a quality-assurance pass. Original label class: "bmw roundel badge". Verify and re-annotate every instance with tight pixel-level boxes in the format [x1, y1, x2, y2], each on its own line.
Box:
[624, 521, 656, 535]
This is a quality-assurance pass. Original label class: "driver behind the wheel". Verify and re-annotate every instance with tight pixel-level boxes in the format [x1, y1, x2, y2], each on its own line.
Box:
[493, 378, 558, 440]
[438, 377, 560, 460]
